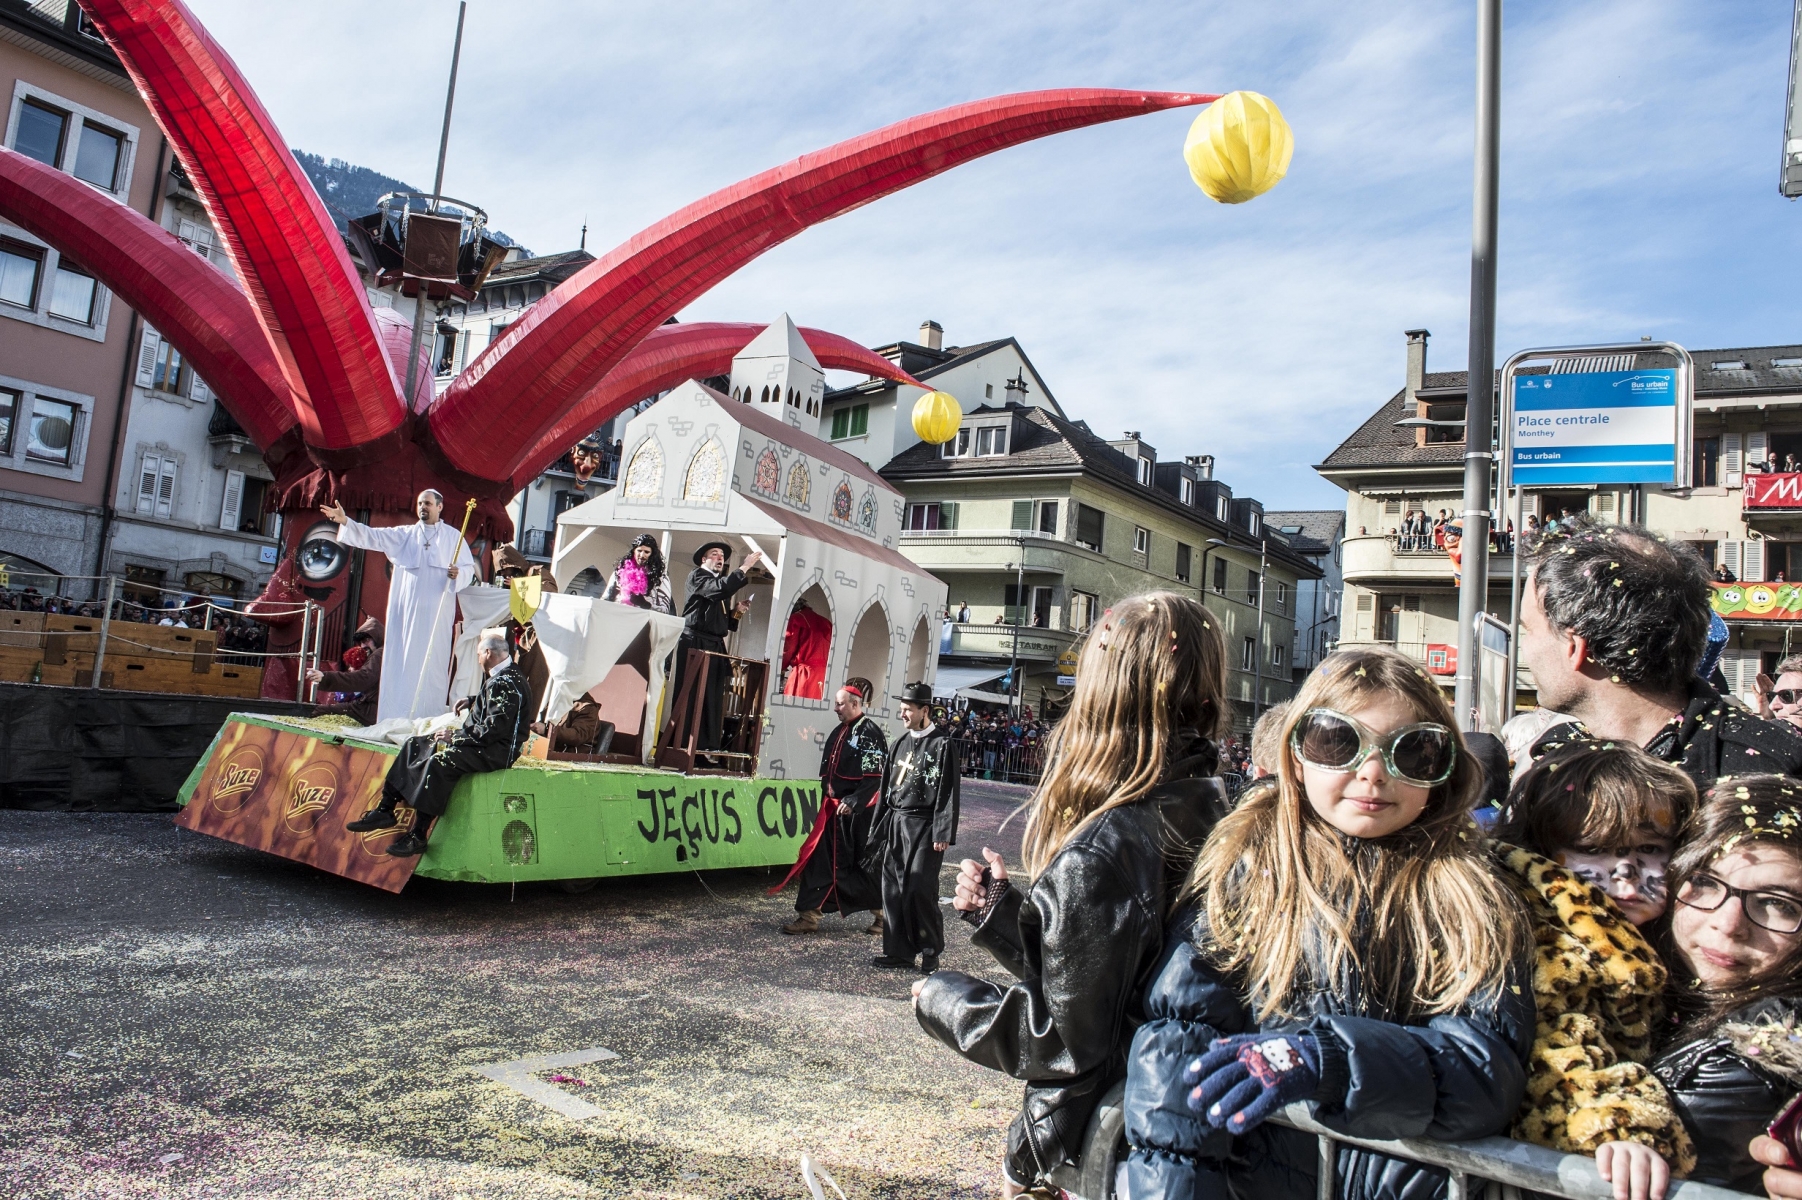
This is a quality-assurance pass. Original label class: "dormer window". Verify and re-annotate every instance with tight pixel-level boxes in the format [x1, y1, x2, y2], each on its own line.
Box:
[1249, 512, 1261, 537]
[1180, 477, 1195, 504]
[975, 425, 1008, 456]
[1137, 456, 1153, 485]
[1216, 496, 1229, 521]
[940, 428, 971, 458]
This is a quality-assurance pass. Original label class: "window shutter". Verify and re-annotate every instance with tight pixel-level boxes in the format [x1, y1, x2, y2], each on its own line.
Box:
[1724, 433, 1744, 487]
[135, 326, 161, 389]
[1750, 432, 1770, 470]
[1745, 539, 1766, 582]
[135, 452, 160, 514]
[219, 469, 244, 530]
[154, 457, 177, 519]
[1383, 499, 1401, 516]
[1592, 492, 1615, 515]
[1010, 500, 1031, 530]
[189, 372, 211, 404]
[939, 501, 957, 531]
[1722, 540, 1743, 579]
[176, 219, 214, 261]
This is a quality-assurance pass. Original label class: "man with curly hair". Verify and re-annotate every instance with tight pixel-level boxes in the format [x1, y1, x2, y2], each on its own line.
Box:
[1518, 518, 1802, 786]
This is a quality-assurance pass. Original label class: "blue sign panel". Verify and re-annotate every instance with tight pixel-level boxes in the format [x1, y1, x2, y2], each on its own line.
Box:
[1511, 369, 1678, 486]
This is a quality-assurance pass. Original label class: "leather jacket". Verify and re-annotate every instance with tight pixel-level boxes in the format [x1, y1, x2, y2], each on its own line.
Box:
[912, 736, 1228, 1188]
[1653, 995, 1802, 1193]
[1125, 891, 1535, 1200]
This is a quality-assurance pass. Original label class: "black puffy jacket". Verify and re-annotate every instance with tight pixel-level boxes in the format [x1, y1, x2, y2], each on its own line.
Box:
[912, 738, 1228, 1188]
[1653, 996, 1802, 1193]
[1125, 907, 1535, 1200]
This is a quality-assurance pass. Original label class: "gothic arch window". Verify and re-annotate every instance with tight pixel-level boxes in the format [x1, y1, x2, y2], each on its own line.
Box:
[785, 459, 812, 507]
[621, 437, 663, 501]
[830, 480, 854, 524]
[858, 489, 878, 531]
[682, 437, 726, 503]
[753, 447, 781, 495]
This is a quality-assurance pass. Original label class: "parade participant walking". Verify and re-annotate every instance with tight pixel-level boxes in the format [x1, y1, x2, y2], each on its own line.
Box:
[874, 682, 960, 973]
[912, 593, 1228, 1196]
[345, 628, 531, 856]
[1517, 519, 1802, 787]
[774, 677, 889, 935]
[319, 491, 477, 723]
[677, 542, 761, 758]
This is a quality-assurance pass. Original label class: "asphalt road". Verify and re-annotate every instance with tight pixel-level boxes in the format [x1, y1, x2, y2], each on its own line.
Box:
[0, 781, 1032, 1200]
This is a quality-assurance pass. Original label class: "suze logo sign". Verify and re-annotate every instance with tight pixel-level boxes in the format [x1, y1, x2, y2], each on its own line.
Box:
[1747, 473, 1802, 509]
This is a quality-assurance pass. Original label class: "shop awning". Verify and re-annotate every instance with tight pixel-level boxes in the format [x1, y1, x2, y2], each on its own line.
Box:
[956, 687, 1015, 705]
[932, 666, 1006, 698]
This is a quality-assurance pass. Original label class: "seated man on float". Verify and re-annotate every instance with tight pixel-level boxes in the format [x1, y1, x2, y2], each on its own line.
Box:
[346, 627, 532, 857]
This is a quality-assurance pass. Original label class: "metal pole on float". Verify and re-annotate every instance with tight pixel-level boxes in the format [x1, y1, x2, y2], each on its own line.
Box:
[296, 601, 312, 700]
[90, 576, 117, 690]
[1454, 0, 1503, 732]
[403, 1, 468, 407]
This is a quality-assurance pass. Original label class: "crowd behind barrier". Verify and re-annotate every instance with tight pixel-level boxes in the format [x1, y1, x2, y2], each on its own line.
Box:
[0, 571, 292, 663]
[944, 707, 1052, 785]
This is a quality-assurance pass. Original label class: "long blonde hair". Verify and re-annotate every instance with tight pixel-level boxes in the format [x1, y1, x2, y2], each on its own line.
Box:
[1020, 592, 1226, 876]
[1191, 647, 1527, 1022]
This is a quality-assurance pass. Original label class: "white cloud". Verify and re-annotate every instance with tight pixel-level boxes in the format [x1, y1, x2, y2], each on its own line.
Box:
[181, 0, 1802, 511]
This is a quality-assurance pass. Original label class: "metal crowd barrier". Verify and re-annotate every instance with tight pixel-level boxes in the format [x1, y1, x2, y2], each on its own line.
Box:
[1048, 1085, 1750, 1200]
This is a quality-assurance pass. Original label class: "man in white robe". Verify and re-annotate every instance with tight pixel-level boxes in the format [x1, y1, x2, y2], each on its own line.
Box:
[319, 490, 476, 723]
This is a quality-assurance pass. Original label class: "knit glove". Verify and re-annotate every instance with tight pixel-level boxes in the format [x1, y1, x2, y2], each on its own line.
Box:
[1185, 1032, 1321, 1133]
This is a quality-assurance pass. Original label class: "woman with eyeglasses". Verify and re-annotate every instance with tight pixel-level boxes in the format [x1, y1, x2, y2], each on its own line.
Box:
[1123, 647, 1533, 1200]
[1652, 776, 1802, 1193]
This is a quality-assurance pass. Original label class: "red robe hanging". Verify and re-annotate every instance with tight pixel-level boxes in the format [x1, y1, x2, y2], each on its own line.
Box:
[782, 605, 833, 699]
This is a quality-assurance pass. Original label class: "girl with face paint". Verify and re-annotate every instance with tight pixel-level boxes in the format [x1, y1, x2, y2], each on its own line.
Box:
[1490, 742, 1702, 1196]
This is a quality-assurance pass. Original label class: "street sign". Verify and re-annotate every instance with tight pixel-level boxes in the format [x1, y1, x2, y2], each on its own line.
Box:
[1510, 368, 1680, 486]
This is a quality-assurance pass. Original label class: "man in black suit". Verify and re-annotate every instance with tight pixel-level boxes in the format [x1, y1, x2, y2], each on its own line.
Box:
[678, 541, 762, 756]
[874, 681, 961, 974]
[347, 627, 532, 857]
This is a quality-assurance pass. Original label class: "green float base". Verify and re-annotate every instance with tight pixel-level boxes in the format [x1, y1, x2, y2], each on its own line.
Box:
[175, 715, 818, 887]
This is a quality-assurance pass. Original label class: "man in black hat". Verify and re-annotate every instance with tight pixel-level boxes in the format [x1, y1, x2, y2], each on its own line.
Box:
[679, 541, 762, 758]
[874, 681, 960, 974]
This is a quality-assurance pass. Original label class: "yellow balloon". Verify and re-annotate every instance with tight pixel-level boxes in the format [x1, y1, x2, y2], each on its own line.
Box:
[1184, 91, 1293, 204]
[911, 390, 963, 445]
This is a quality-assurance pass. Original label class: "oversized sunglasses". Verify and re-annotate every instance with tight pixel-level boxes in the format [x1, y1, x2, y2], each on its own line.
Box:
[1676, 871, 1802, 935]
[1289, 708, 1458, 788]
[1768, 689, 1802, 707]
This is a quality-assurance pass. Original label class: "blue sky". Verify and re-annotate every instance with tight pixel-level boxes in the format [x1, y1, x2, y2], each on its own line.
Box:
[185, 0, 1802, 511]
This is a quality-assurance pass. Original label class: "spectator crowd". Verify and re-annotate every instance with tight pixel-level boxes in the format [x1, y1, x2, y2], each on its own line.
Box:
[0, 585, 269, 661]
[903, 518, 1802, 1200]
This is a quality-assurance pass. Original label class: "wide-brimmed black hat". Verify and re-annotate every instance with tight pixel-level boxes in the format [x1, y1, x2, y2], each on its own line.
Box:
[693, 540, 734, 565]
[895, 681, 934, 706]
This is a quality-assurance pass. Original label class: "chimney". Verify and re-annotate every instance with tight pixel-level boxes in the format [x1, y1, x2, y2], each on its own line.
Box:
[919, 320, 943, 351]
[1405, 328, 1430, 449]
[1124, 430, 1142, 440]
[1184, 454, 1215, 480]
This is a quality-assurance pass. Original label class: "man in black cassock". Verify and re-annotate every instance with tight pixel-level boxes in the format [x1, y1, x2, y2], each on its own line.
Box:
[346, 627, 532, 857]
[678, 541, 762, 757]
[874, 681, 960, 974]
[774, 677, 889, 935]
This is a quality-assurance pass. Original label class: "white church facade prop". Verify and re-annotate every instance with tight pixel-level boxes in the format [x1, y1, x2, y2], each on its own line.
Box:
[551, 317, 948, 779]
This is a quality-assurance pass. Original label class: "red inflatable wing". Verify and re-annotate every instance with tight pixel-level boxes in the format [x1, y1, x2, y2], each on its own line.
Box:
[0, 146, 295, 449]
[77, 0, 406, 450]
[430, 88, 1216, 481]
[506, 322, 926, 488]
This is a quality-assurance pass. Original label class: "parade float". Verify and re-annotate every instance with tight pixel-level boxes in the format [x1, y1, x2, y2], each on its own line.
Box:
[2, 0, 1290, 880]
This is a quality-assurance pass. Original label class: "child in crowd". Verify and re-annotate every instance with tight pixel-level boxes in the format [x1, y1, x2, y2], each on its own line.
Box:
[1494, 742, 1698, 1194]
[1124, 648, 1535, 1200]
[1654, 775, 1802, 1192]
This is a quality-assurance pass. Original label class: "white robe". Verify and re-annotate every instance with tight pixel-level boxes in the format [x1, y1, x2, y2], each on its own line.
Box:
[335, 517, 476, 723]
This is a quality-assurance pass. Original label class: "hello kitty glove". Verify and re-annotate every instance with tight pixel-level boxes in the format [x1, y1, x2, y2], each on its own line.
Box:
[1185, 1032, 1322, 1133]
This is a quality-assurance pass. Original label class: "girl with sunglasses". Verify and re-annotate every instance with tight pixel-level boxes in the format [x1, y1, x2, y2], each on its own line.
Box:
[1652, 776, 1802, 1193]
[1123, 647, 1533, 1200]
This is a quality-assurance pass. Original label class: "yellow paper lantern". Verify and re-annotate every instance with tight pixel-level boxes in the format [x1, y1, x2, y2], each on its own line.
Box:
[1183, 91, 1293, 204]
[911, 390, 963, 445]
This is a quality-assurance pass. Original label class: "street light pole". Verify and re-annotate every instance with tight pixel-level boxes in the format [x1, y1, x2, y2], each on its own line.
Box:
[1253, 537, 1268, 717]
[1009, 536, 1025, 718]
[1454, 0, 1502, 732]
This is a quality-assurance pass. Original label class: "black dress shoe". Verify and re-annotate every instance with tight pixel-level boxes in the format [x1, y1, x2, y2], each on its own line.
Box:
[920, 954, 940, 975]
[871, 955, 915, 970]
[346, 807, 398, 832]
[385, 831, 429, 857]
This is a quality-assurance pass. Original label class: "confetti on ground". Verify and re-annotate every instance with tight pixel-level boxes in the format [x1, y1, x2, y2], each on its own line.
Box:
[0, 784, 1032, 1198]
